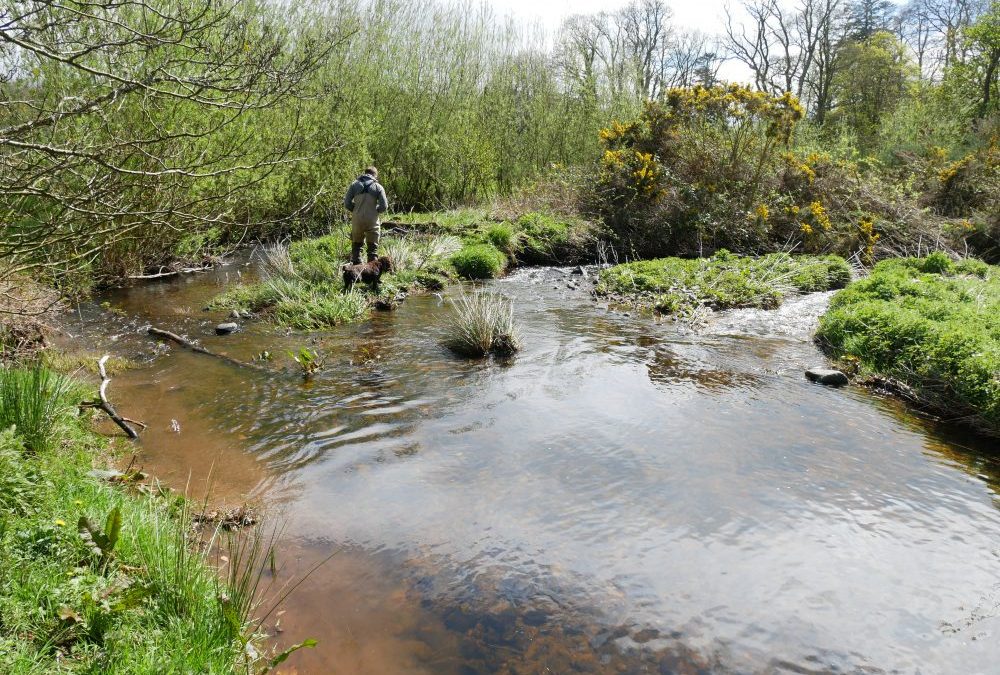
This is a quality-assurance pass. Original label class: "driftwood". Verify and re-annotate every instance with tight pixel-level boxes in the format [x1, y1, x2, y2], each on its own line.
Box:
[82, 355, 141, 439]
[127, 264, 213, 280]
[147, 326, 268, 372]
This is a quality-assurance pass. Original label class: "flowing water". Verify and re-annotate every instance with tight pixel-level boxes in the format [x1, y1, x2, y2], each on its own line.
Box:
[65, 260, 1000, 674]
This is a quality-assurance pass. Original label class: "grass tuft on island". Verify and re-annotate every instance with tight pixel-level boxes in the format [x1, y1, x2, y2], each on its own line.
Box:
[0, 363, 276, 672]
[596, 250, 851, 315]
[816, 252, 1000, 435]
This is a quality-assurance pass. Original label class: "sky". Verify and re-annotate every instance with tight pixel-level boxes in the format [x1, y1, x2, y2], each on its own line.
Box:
[482, 0, 745, 80]
[485, 0, 733, 37]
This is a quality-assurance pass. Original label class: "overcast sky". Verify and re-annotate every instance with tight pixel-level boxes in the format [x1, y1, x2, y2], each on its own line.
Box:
[483, 0, 744, 80]
[486, 0, 732, 36]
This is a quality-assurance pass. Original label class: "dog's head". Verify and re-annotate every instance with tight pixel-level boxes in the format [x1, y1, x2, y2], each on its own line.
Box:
[377, 256, 394, 273]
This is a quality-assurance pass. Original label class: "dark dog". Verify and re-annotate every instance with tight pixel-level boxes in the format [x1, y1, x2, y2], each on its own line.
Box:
[342, 256, 394, 292]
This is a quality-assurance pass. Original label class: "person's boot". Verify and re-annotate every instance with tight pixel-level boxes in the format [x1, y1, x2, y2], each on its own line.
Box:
[366, 242, 378, 262]
[350, 243, 363, 265]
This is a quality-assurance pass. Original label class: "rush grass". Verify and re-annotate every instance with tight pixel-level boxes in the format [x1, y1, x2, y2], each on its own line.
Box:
[0, 365, 269, 673]
[596, 250, 851, 315]
[816, 253, 1000, 435]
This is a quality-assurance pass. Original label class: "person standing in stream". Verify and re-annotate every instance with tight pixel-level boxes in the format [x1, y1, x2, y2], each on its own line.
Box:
[343, 166, 389, 264]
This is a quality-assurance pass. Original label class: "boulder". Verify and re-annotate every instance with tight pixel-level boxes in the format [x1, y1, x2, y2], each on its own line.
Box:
[805, 368, 849, 386]
[215, 322, 238, 335]
[571, 265, 589, 277]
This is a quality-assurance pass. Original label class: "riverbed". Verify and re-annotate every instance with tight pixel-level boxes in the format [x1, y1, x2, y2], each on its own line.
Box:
[66, 260, 1000, 673]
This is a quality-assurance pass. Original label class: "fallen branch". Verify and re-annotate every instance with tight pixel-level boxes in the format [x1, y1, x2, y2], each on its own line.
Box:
[128, 264, 214, 280]
[82, 355, 140, 439]
[147, 326, 268, 372]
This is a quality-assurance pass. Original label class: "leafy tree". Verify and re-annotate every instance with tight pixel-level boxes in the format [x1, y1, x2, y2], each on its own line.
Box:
[0, 0, 342, 288]
[830, 31, 917, 146]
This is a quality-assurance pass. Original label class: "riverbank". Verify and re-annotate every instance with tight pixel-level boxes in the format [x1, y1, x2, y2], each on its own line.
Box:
[816, 253, 1000, 436]
[0, 363, 275, 673]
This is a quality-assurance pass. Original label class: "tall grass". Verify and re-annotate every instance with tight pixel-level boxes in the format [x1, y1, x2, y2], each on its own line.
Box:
[0, 365, 71, 452]
[443, 290, 522, 357]
[0, 371, 289, 672]
[257, 241, 296, 281]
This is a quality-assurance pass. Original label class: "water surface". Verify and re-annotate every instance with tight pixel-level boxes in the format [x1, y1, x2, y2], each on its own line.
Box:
[68, 262, 1000, 673]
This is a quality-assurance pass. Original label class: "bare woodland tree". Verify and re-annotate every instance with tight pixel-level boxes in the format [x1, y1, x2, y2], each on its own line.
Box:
[0, 0, 348, 288]
[557, 0, 720, 105]
[724, 0, 847, 117]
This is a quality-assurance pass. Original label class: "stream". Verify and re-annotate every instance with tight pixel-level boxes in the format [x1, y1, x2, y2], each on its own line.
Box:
[64, 259, 1000, 674]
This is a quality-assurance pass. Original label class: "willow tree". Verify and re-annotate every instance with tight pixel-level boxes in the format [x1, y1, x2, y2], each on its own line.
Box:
[0, 0, 347, 289]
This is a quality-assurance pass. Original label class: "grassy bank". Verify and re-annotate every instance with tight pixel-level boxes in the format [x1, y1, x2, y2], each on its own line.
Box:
[816, 253, 1000, 435]
[596, 251, 852, 315]
[211, 210, 599, 330]
[0, 365, 271, 673]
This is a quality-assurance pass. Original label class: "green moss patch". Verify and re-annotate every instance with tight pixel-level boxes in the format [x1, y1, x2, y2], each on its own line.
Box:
[816, 254, 1000, 435]
[597, 250, 851, 315]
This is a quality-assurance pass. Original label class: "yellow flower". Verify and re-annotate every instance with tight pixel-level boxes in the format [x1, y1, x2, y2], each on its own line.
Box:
[754, 204, 770, 221]
[54, 519, 66, 527]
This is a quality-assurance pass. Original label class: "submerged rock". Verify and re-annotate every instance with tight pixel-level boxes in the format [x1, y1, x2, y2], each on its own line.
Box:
[572, 265, 589, 278]
[215, 322, 238, 335]
[805, 368, 849, 386]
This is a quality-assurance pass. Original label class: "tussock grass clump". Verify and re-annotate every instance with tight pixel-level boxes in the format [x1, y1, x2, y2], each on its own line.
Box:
[816, 255, 1000, 435]
[0, 365, 71, 452]
[451, 243, 507, 279]
[444, 290, 521, 357]
[597, 250, 850, 315]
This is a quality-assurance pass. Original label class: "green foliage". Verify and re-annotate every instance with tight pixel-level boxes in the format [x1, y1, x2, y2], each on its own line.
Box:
[0, 365, 72, 452]
[288, 347, 323, 378]
[829, 32, 917, 149]
[450, 244, 508, 279]
[0, 429, 40, 515]
[817, 255, 1000, 434]
[597, 251, 851, 314]
[78, 507, 123, 571]
[443, 291, 522, 357]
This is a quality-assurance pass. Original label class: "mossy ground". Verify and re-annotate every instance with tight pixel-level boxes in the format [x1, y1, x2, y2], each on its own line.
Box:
[816, 253, 1000, 435]
[596, 250, 851, 315]
[0, 365, 264, 673]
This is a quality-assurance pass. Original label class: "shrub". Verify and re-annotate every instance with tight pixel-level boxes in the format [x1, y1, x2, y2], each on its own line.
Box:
[443, 290, 521, 357]
[0, 365, 71, 452]
[451, 244, 507, 279]
[817, 255, 1000, 434]
[592, 85, 804, 257]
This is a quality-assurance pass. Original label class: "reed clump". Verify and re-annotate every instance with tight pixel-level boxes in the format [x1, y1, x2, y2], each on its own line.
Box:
[443, 290, 522, 357]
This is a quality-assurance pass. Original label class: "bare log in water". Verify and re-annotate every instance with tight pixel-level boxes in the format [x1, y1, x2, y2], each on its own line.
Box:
[127, 265, 213, 280]
[147, 326, 268, 372]
[82, 355, 141, 439]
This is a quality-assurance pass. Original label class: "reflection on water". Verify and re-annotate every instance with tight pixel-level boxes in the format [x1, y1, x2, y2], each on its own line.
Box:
[63, 262, 1000, 673]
